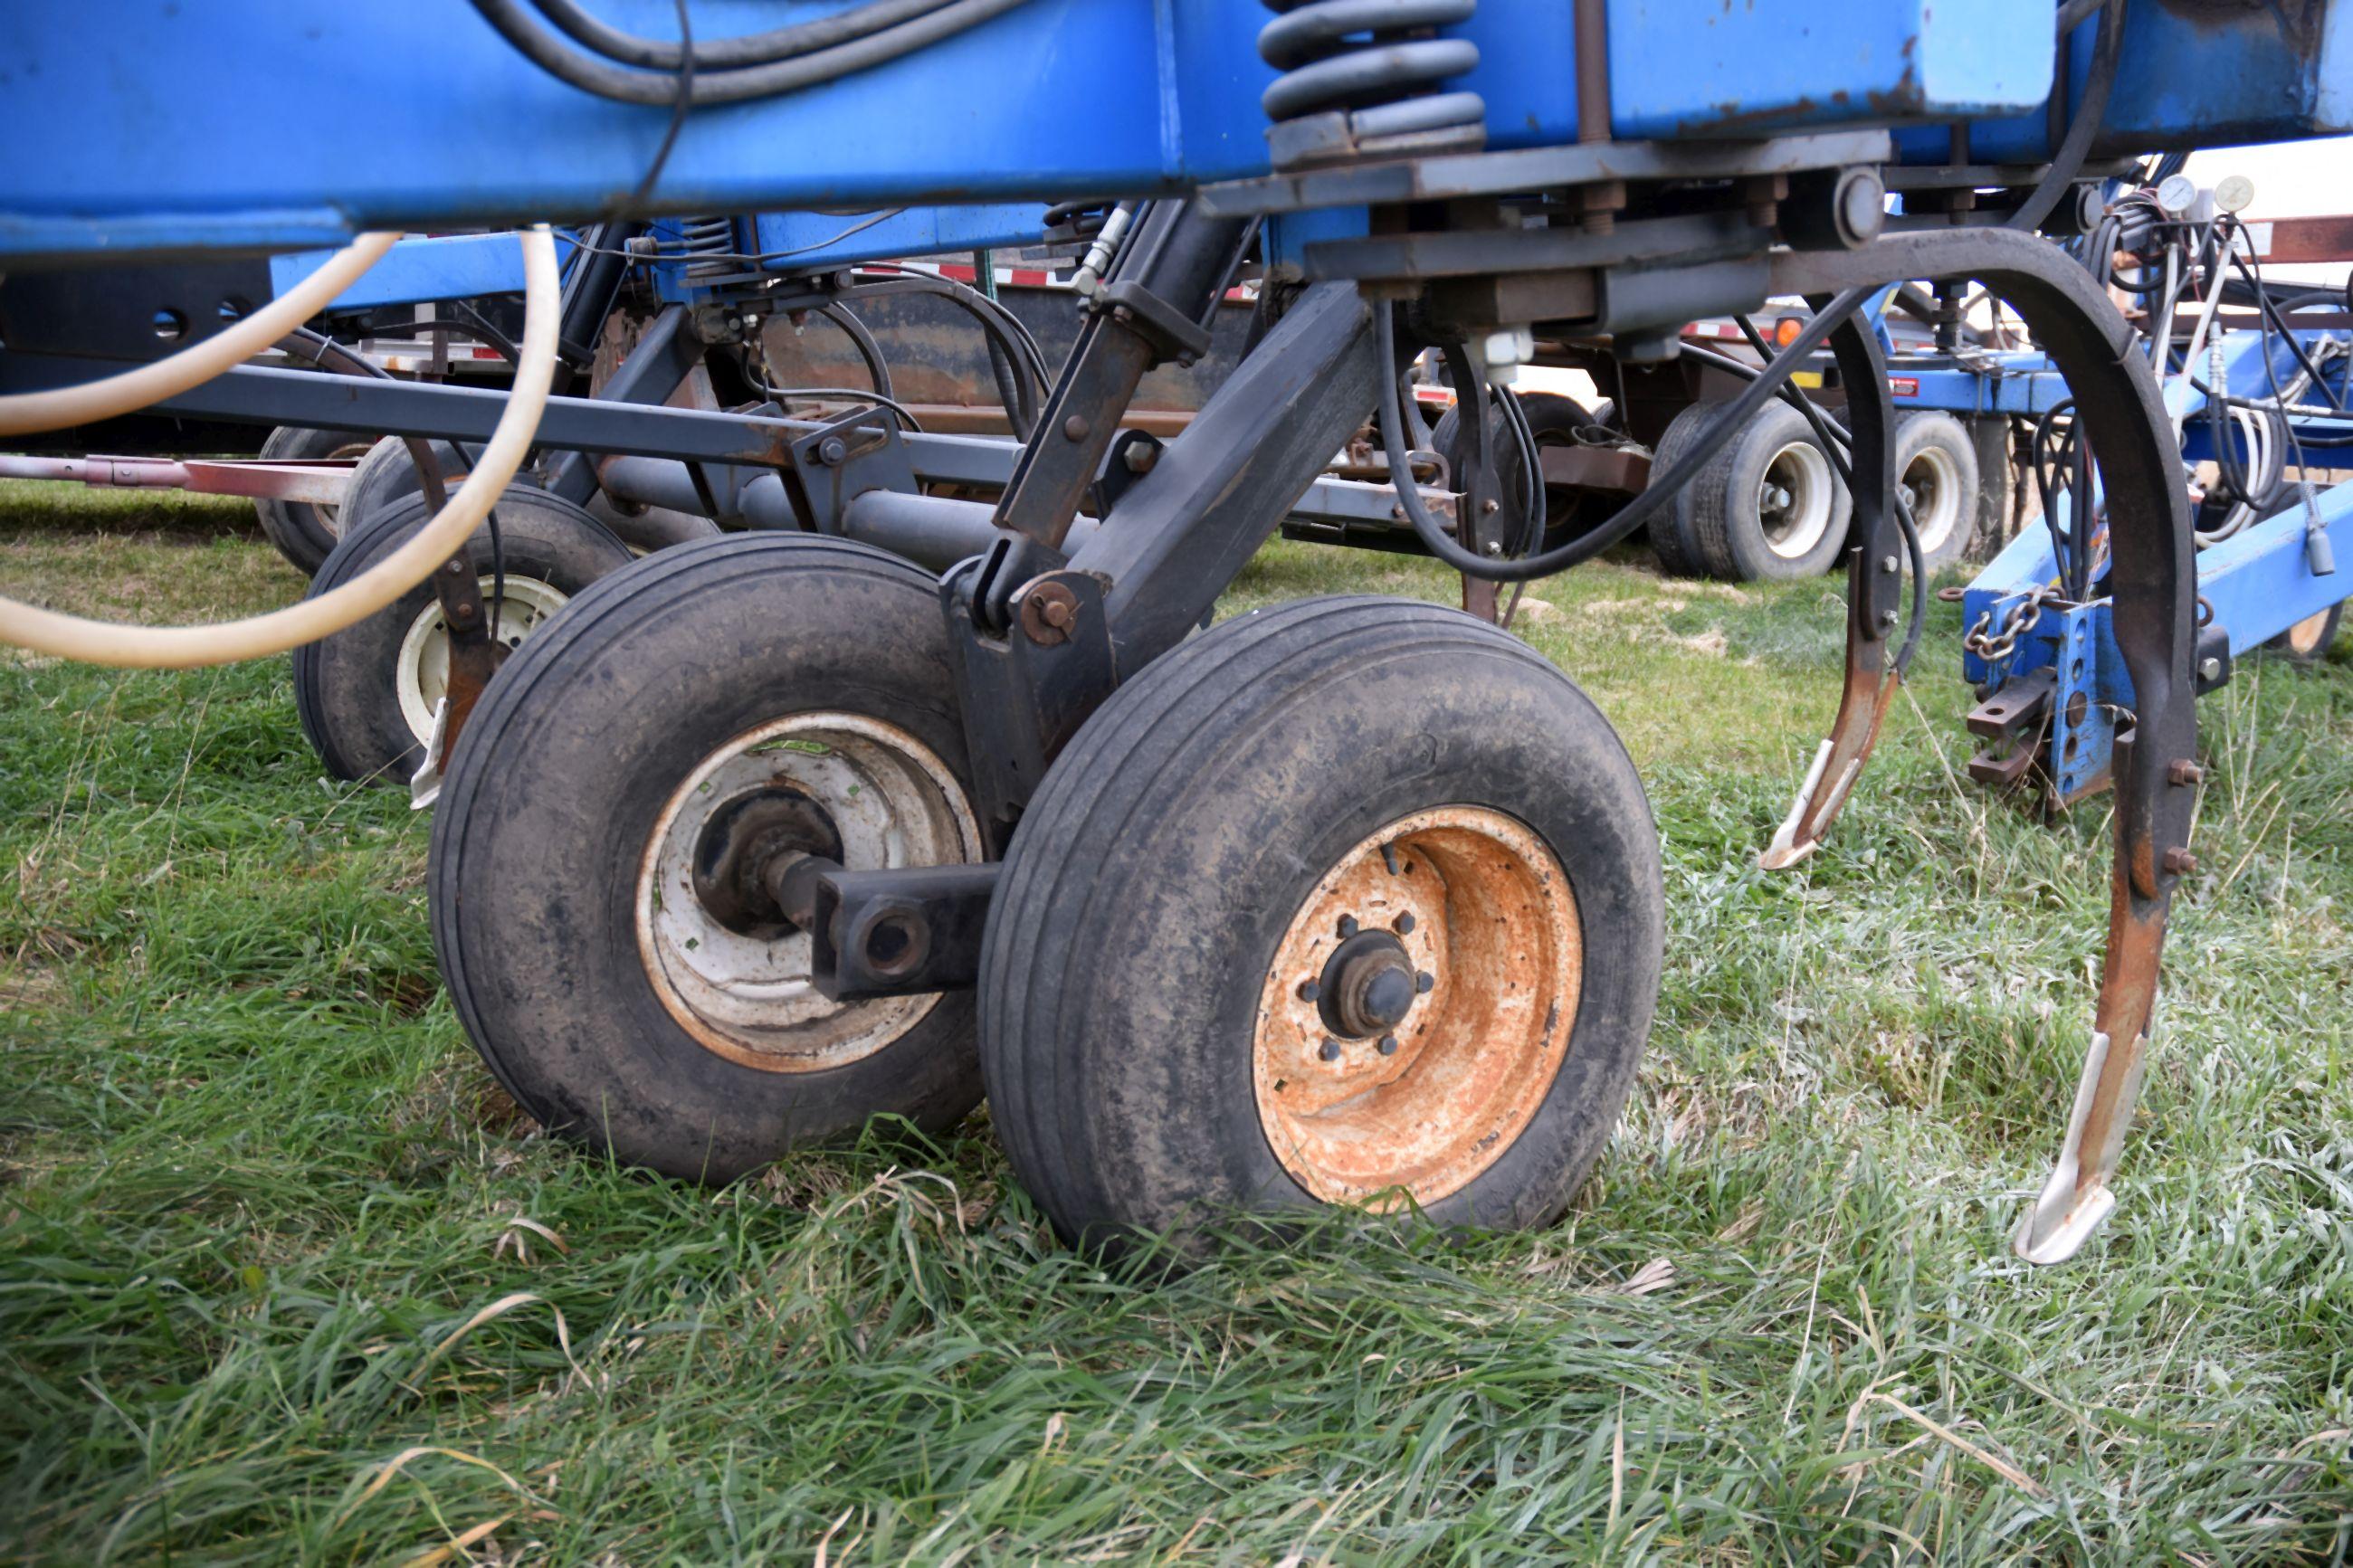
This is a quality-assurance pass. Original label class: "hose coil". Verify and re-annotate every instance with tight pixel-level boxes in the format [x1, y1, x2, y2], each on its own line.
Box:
[1257, 0, 1484, 169]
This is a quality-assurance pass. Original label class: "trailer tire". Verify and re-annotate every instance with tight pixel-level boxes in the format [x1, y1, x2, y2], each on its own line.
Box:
[1892, 411, 1980, 572]
[977, 595, 1662, 1255]
[252, 424, 378, 575]
[1431, 392, 1603, 553]
[2265, 603, 2342, 664]
[430, 535, 988, 1181]
[1643, 400, 1719, 577]
[1685, 399, 1852, 581]
[292, 487, 634, 784]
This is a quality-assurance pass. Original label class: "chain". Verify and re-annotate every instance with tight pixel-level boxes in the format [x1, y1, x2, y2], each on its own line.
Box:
[1963, 586, 2052, 663]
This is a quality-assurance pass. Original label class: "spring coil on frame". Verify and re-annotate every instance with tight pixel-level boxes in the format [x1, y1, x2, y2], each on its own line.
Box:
[1256, 0, 1486, 170]
[662, 215, 742, 282]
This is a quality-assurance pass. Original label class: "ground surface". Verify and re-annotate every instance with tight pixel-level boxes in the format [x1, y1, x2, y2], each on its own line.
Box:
[4, 482, 2351, 1564]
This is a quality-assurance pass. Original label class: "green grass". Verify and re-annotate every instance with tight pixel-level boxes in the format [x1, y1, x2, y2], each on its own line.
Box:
[5, 489, 2353, 1564]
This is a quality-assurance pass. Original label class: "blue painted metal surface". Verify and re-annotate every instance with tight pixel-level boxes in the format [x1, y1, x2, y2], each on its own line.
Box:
[270, 233, 567, 313]
[0, 0, 2097, 262]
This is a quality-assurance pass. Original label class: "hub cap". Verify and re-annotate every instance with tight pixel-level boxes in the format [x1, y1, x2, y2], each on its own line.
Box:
[635, 713, 979, 1073]
[1758, 440, 1835, 560]
[1253, 805, 1583, 1206]
[395, 575, 568, 745]
[1900, 443, 1963, 556]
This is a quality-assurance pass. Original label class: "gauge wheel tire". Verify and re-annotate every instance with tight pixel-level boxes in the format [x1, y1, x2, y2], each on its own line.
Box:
[1891, 411, 1981, 573]
[291, 486, 634, 784]
[343, 434, 472, 531]
[1683, 398, 1853, 582]
[1430, 391, 1603, 554]
[252, 424, 379, 575]
[2265, 602, 2343, 664]
[978, 594, 1663, 1255]
[429, 535, 989, 1182]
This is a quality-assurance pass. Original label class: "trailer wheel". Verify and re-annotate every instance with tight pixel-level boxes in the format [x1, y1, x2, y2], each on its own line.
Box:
[1892, 411, 1980, 571]
[977, 595, 1662, 1253]
[1431, 392, 1602, 551]
[1683, 399, 1852, 581]
[1643, 399, 1716, 577]
[252, 424, 377, 575]
[2265, 603, 2342, 664]
[430, 536, 987, 1181]
[291, 487, 634, 783]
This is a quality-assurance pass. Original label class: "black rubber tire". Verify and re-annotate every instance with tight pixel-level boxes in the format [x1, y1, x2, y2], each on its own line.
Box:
[291, 487, 634, 784]
[1644, 400, 1719, 577]
[1891, 410, 1981, 573]
[1686, 398, 1853, 582]
[342, 434, 471, 532]
[429, 535, 986, 1182]
[252, 424, 378, 575]
[1430, 391, 1602, 554]
[2263, 601, 2342, 664]
[977, 595, 1663, 1254]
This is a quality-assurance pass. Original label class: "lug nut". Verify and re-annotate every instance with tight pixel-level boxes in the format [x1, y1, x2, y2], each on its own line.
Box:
[1393, 912, 1415, 935]
[1296, 979, 1320, 1003]
[1318, 1039, 1343, 1062]
[1415, 971, 1434, 993]
[1377, 1035, 1398, 1056]
[1338, 915, 1359, 937]
[2162, 847, 2199, 876]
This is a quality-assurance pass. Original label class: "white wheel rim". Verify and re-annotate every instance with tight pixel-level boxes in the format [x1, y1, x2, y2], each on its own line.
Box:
[1900, 444, 1964, 556]
[634, 712, 981, 1074]
[394, 575, 570, 746]
[1758, 441, 1835, 560]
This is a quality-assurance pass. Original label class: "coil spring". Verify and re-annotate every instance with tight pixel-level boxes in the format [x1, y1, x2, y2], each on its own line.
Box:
[1257, 0, 1484, 169]
[662, 215, 742, 280]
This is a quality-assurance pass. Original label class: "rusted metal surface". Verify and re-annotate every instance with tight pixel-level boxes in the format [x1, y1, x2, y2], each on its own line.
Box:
[1537, 442, 1651, 496]
[0, 451, 355, 505]
[2243, 213, 2353, 266]
[1767, 230, 2201, 1261]
[429, 555, 501, 746]
[1251, 806, 1581, 1206]
[1016, 577, 1081, 647]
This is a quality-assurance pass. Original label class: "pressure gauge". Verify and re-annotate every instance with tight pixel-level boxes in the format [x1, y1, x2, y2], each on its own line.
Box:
[2214, 174, 2255, 214]
[2156, 174, 2199, 216]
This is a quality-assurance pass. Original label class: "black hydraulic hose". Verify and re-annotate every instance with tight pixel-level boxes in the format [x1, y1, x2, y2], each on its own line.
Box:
[524, 0, 954, 71]
[1690, 337, 1928, 671]
[816, 302, 896, 404]
[2007, 0, 2123, 234]
[1377, 285, 1876, 582]
[468, 0, 1031, 106]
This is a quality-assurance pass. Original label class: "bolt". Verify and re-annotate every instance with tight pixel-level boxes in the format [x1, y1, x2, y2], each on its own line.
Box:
[1415, 971, 1434, 993]
[1481, 498, 1501, 515]
[817, 435, 847, 466]
[1062, 413, 1090, 442]
[2163, 847, 2199, 876]
[1377, 1035, 1398, 1056]
[1393, 912, 1415, 935]
[1390, 504, 1407, 521]
[1879, 608, 1900, 629]
[1038, 595, 1073, 630]
[1121, 441, 1159, 475]
[1296, 979, 1320, 1003]
[1338, 915, 1359, 938]
[2199, 656, 2223, 682]
[1881, 555, 1900, 575]
[1319, 1039, 1343, 1063]
[1483, 540, 1505, 558]
[2167, 759, 2205, 787]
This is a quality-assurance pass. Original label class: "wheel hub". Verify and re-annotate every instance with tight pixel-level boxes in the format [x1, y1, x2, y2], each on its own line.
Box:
[690, 786, 843, 940]
[1317, 928, 1417, 1039]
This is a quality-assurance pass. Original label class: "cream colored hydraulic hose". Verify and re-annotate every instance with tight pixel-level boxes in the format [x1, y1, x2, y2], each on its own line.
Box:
[0, 226, 559, 668]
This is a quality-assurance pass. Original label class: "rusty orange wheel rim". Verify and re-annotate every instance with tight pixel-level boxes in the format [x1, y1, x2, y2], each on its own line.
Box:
[1253, 805, 1581, 1206]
